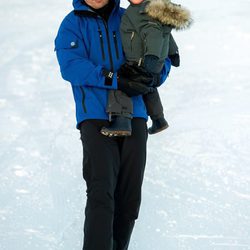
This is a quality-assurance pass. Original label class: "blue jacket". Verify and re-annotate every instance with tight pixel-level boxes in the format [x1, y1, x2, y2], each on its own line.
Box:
[55, 0, 171, 129]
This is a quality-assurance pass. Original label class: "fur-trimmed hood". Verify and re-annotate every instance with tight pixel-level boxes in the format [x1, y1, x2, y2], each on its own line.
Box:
[145, 0, 193, 30]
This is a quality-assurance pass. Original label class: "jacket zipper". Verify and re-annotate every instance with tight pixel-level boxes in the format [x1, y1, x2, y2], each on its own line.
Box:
[98, 28, 105, 61]
[102, 20, 114, 71]
[130, 31, 135, 53]
[80, 86, 87, 113]
[113, 31, 119, 60]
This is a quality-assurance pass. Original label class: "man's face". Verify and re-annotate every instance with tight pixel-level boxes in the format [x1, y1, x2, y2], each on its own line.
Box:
[85, 0, 109, 9]
[129, 0, 143, 4]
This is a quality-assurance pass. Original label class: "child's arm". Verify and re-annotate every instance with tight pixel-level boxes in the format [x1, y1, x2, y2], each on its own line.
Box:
[140, 21, 171, 60]
[168, 34, 180, 67]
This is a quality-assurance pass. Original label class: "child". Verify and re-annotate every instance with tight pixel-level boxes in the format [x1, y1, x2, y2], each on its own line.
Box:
[101, 0, 192, 137]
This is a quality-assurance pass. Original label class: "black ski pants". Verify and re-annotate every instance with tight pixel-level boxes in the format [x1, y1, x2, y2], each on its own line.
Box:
[79, 118, 148, 250]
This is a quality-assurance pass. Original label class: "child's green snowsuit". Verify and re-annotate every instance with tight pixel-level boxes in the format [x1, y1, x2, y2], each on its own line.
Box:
[107, 0, 192, 121]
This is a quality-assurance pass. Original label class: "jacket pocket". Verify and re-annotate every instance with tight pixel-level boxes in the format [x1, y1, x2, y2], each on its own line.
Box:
[98, 29, 105, 61]
[120, 29, 138, 60]
[54, 35, 78, 51]
[112, 31, 120, 60]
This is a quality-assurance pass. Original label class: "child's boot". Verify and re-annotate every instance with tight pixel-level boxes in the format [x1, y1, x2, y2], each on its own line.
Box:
[148, 117, 169, 134]
[101, 116, 132, 137]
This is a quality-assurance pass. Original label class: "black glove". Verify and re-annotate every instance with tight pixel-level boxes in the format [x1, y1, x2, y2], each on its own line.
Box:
[102, 67, 155, 97]
[169, 52, 180, 67]
[118, 63, 153, 85]
[117, 76, 156, 97]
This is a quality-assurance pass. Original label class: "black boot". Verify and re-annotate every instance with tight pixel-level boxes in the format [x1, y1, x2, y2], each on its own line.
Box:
[101, 116, 132, 137]
[148, 117, 169, 135]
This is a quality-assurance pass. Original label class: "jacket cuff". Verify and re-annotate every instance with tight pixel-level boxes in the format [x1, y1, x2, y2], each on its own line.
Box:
[102, 69, 118, 89]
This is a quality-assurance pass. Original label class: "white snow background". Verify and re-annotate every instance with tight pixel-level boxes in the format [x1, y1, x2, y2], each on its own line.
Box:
[1, 0, 250, 249]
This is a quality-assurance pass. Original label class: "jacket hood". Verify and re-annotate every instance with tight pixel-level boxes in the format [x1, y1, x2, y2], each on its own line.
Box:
[145, 0, 193, 30]
[73, 0, 86, 10]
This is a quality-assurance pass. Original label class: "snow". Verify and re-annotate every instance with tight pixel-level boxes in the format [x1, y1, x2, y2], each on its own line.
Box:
[1, 0, 250, 249]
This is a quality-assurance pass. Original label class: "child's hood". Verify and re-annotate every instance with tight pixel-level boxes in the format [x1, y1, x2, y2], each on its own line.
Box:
[145, 0, 193, 30]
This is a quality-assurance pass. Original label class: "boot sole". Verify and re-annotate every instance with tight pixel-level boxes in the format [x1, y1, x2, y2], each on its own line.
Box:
[148, 124, 169, 135]
[101, 129, 132, 137]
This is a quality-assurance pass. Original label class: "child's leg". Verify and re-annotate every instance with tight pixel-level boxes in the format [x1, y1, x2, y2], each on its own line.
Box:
[101, 90, 133, 137]
[143, 90, 169, 134]
[143, 89, 163, 120]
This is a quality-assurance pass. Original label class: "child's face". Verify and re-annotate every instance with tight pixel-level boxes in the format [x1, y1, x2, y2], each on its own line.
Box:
[129, 0, 144, 4]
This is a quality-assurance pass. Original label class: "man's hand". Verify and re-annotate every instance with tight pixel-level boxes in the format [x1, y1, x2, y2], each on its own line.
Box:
[117, 77, 155, 97]
[118, 63, 153, 85]
[102, 65, 155, 97]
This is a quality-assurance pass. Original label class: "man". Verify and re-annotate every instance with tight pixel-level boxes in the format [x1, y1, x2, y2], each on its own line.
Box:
[55, 0, 170, 249]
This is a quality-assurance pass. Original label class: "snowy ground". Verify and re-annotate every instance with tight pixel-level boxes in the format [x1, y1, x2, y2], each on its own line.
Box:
[1, 0, 250, 249]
